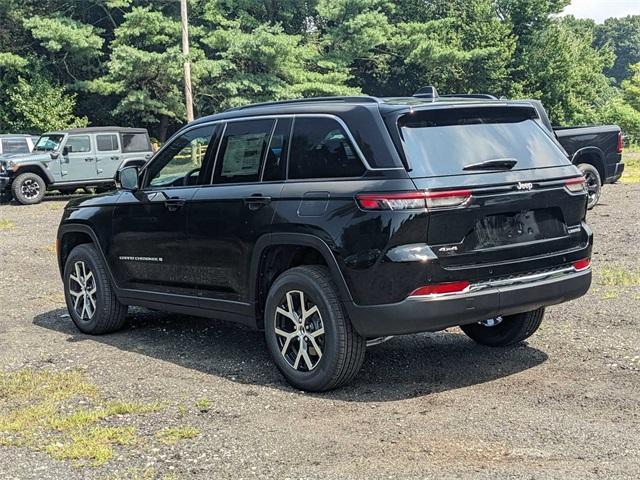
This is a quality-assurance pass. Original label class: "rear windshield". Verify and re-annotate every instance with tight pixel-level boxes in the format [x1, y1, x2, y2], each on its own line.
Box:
[398, 107, 570, 177]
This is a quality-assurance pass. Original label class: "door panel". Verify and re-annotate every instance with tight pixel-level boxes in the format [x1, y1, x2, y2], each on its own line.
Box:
[95, 133, 122, 179]
[108, 124, 217, 299]
[60, 135, 96, 181]
[189, 183, 283, 305]
[188, 118, 287, 307]
[110, 188, 196, 296]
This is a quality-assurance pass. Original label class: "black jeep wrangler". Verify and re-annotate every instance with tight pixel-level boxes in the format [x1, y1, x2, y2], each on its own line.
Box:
[57, 89, 593, 391]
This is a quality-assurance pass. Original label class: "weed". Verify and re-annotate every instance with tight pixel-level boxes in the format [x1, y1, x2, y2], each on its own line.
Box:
[0, 219, 15, 229]
[156, 426, 200, 445]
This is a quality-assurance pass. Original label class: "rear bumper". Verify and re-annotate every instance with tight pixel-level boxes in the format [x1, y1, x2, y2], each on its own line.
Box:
[606, 162, 624, 184]
[346, 268, 591, 337]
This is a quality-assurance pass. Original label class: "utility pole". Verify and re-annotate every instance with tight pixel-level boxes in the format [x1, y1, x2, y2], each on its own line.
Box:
[180, 0, 194, 123]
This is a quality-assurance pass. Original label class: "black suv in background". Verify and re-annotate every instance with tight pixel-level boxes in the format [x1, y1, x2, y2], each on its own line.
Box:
[57, 89, 593, 391]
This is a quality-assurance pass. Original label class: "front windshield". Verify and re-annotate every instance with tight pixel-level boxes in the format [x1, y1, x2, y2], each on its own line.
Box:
[33, 134, 65, 152]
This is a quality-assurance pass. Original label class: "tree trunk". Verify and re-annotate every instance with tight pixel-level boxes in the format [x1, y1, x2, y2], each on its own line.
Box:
[158, 115, 169, 142]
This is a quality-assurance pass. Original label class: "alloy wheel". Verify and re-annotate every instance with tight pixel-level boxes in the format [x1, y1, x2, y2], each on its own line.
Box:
[274, 290, 325, 372]
[583, 170, 599, 207]
[21, 179, 41, 199]
[68, 261, 97, 321]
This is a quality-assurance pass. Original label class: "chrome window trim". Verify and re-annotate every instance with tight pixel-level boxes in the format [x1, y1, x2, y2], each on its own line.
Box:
[141, 113, 405, 184]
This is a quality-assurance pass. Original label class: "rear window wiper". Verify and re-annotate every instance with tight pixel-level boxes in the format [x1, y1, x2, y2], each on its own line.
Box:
[463, 158, 518, 171]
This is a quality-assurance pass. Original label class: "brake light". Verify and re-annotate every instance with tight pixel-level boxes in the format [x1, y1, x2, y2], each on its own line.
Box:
[617, 131, 623, 154]
[565, 177, 586, 193]
[409, 281, 470, 297]
[572, 258, 590, 271]
[356, 190, 471, 210]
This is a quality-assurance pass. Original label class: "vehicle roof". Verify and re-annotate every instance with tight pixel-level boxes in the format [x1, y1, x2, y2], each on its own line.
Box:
[190, 95, 538, 126]
[0, 134, 36, 138]
[43, 127, 148, 135]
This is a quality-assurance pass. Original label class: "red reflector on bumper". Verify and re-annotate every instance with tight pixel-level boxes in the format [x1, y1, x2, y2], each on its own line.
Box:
[572, 258, 591, 271]
[409, 281, 470, 297]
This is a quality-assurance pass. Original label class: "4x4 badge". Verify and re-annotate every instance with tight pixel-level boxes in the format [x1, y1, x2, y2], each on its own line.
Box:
[516, 182, 533, 191]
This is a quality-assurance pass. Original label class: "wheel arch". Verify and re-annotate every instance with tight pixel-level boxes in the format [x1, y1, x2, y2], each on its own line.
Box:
[572, 147, 605, 185]
[13, 163, 55, 185]
[251, 233, 353, 329]
[58, 224, 111, 281]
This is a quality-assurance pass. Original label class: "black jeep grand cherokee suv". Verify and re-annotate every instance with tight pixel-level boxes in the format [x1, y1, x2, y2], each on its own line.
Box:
[57, 90, 592, 391]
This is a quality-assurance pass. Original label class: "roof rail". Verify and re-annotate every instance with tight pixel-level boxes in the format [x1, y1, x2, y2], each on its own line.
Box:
[225, 96, 383, 112]
[440, 93, 498, 100]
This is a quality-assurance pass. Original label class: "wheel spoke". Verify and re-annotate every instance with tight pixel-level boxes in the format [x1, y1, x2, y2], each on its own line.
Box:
[293, 347, 303, 369]
[276, 306, 294, 321]
[303, 305, 319, 321]
[301, 348, 314, 370]
[307, 336, 323, 360]
[310, 326, 324, 338]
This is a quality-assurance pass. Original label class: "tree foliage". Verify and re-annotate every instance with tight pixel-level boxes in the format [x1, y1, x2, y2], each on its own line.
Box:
[0, 0, 638, 140]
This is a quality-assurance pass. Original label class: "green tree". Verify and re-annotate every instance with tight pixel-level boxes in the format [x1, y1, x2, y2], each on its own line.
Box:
[595, 15, 640, 84]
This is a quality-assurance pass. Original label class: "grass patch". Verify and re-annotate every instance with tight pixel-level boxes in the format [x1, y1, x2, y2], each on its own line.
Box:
[46, 426, 136, 466]
[156, 426, 200, 445]
[0, 369, 167, 467]
[596, 267, 640, 287]
[621, 152, 640, 184]
[0, 219, 15, 229]
[195, 398, 211, 412]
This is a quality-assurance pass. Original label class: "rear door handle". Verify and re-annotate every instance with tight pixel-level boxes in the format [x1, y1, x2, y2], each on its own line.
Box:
[164, 199, 186, 212]
[243, 195, 271, 210]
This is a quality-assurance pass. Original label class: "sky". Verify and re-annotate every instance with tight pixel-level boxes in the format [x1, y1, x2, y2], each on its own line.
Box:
[563, 0, 640, 23]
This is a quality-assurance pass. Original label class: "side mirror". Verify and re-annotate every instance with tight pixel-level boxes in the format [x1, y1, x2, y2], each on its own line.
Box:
[50, 152, 59, 160]
[62, 146, 69, 156]
[118, 166, 139, 191]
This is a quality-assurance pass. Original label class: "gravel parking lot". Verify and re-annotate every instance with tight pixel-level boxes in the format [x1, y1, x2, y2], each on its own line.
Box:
[0, 182, 638, 480]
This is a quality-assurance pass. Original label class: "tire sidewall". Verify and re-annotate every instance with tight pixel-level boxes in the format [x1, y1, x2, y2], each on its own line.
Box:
[264, 269, 342, 390]
[12, 173, 46, 205]
[63, 245, 107, 333]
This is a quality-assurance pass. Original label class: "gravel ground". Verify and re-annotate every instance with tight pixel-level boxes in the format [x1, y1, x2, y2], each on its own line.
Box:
[0, 184, 638, 480]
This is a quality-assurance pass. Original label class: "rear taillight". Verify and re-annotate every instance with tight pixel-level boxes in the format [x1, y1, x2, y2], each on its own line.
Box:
[565, 177, 587, 193]
[617, 131, 623, 154]
[356, 190, 471, 211]
[572, 258, 590, 271]
[409, 281, 470, 297]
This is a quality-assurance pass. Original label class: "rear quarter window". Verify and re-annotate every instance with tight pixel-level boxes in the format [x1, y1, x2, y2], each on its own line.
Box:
[1, 138, 30, 154]
[121, 132, 150, 153]
[398, 106, 570, 177]
[288, 117, 365, 180]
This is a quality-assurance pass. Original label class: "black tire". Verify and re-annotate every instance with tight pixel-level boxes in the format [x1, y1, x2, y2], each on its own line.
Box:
[11, 172, 46, 205]
[264, 265, 366, 391]
[460, 308, 545, 347]
[577, 163, 601, 209]
[63, 243, 128, 335]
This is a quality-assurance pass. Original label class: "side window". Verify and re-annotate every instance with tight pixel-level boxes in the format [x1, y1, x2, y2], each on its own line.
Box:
[1, 138, 30, 154]
[121, 133, 150, 152]
[262, 118, 291, 182]
[288, 117, 365, 180]
[146, 125, 215, 188]
[96, 134, 119, 152]
[213, 119, 275, 184]
[65, 135, 91, 154]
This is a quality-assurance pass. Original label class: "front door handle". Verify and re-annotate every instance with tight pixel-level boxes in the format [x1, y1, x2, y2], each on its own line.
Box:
[164, 198, 186, 212]
[243, 195, 271, 210]
[84, 157, 95, 162]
